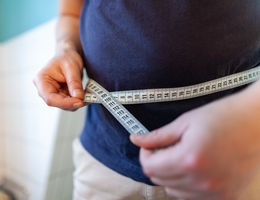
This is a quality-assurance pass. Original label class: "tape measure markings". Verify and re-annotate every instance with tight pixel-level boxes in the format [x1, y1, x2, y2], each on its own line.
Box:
[84, 66, 260, 104]
[85, 66, 260, 136]
[87, 79, 149, 135]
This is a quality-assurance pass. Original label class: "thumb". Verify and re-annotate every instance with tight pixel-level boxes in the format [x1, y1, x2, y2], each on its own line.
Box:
[63, 62, 84, 99]
[130, 117, 187, 149]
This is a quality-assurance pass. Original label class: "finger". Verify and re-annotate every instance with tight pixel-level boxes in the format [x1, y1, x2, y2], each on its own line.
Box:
[130, 117, 187, 149]
[151, 172, 214, 199]
[35, 75, 59, 98]
[153, 177, 219, 200]
[62, 108, 79, 112]
[140, 146, 184, 178]
[45, 93, 85, 109]
[165, 187, 203, 200]
[151, 176, 204, 191]
[151, 176, 183, 187]
[36, 79, 84, 109]
[71, 50, 83, 71]
[61, 102, 89, 111]
[62, 61, 84, 99]
[165, 186, 214, 200]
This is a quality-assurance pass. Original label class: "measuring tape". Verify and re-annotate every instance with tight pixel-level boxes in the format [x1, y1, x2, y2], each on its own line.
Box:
[85, 65, 260, 135]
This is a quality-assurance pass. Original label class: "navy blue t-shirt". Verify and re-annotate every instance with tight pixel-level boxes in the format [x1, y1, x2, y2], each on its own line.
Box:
[79, 0, 260, 185]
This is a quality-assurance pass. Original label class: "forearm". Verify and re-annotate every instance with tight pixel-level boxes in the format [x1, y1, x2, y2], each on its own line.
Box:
[56, 0, 84, 53]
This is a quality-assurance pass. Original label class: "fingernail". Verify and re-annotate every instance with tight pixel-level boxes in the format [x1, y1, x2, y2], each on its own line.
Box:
[73, 102, 83, 107]
[73, 89, 83, 98]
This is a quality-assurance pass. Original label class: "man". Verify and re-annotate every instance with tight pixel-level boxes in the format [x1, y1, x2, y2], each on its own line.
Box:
[34, 0, 260, 199]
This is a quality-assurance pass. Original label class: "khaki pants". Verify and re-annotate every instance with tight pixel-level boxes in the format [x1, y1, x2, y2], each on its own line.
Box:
[73, 138, 260, 200]
[72, 138, 182, 200]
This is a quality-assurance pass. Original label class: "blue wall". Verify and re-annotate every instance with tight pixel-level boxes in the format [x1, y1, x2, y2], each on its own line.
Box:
[0, 0, 57, 42]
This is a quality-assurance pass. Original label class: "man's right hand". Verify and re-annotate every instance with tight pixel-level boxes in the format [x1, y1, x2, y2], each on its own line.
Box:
[33, 47, 86, 111]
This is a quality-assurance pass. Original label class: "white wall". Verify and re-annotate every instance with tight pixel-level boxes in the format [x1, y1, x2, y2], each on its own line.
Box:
[0, 45, 5, 182]
[0, 19, 86, 200]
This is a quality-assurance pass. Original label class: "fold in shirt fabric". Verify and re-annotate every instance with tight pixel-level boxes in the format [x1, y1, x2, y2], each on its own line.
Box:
[79, 0, 260, 185]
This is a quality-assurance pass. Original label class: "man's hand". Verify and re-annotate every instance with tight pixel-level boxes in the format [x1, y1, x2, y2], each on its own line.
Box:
[34, 0, 85, 111]
[131, 92, 260, 200]
[33, 47, 86, 111]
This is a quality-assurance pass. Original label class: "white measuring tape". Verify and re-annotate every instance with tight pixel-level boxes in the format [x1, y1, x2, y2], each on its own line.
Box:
[85, 66, 260, 135]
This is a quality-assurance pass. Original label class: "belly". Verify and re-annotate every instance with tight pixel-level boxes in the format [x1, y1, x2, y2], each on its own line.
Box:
[80, 0, 260, 91]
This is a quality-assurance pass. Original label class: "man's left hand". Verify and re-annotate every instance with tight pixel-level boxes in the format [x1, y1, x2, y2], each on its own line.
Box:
[131, 92, 260, 200]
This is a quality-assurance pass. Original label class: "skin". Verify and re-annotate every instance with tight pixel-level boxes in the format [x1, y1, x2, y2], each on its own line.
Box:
[34, 0, 260, 199]
[131, 82, 260, 200]
[33, 0, 85, 111]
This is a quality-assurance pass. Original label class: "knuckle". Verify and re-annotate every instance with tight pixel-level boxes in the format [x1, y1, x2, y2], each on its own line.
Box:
[142, 165, 154, 177]
[178, 112, 190, 122]
[75, 55, 83, 69]
[151, 129, 160, 137]
[45, 97, 52, 106]
[67, 80, 82, 89]
[150, 177, 163, 186]
[60, 62, 69, 71]
[202, 179, 224, 194]
[183, 153, 202, 171]
[150, 177, 158, 184]
[63, 59, 71, 66]
[46, 58, 59, 68]
[71, 51, 82, 62]
[140, 161, 154, 177]
[67, 79, 81, 85]
[62, 57, 82, 71]
[152, 129, 159, 135]
[63, 59, 76, 69]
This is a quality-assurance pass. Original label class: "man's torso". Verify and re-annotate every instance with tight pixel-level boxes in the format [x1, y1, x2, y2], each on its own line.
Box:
[79, 0, 260, 184]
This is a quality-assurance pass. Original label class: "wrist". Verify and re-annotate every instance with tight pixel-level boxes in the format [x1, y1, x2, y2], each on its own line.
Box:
[56, 39, 78, 54]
